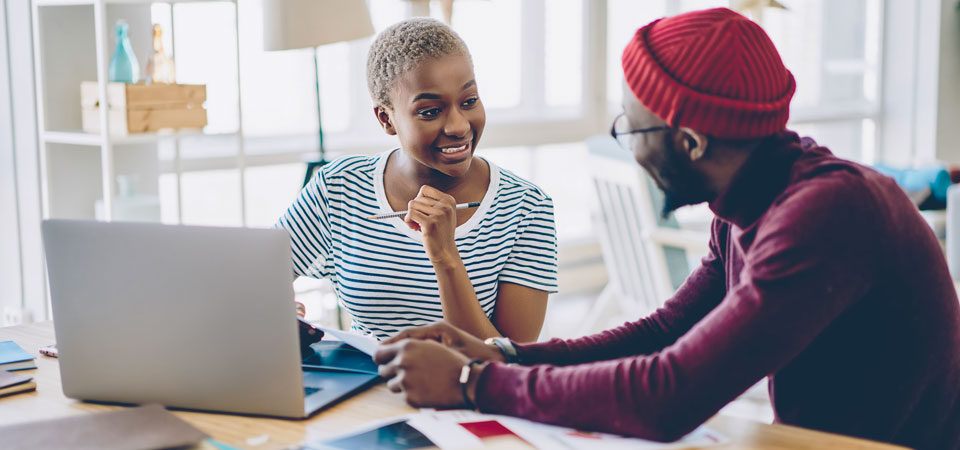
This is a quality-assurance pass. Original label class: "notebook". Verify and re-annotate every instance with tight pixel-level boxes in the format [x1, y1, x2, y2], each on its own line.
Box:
[0, 341, 36, 371]
[0, 404, 209, 450]
[0, 370, 36, 398]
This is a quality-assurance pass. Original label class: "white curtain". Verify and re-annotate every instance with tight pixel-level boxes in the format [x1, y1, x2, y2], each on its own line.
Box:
[0, 0, 46, 324]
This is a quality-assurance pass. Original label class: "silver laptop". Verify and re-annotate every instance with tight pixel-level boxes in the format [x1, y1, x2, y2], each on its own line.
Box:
[41, 219, 378, 418]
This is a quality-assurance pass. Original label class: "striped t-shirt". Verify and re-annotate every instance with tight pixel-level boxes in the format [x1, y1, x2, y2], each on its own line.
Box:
[276, 150, 558, 340]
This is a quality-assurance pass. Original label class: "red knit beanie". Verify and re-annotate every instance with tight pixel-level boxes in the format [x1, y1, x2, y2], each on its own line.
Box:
[622, 8, 795, 139]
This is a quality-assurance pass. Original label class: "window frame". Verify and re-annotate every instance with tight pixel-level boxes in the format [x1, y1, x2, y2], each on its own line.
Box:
[160, 0, 610, 226]
[159, 0, 887, 220]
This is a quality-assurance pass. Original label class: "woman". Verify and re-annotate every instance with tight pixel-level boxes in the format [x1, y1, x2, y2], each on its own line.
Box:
[277, 18, 557, 342]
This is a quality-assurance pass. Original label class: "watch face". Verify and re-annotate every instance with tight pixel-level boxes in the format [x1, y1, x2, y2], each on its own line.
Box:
[484, 338, 517, 363]
[459, 364, 472, 383]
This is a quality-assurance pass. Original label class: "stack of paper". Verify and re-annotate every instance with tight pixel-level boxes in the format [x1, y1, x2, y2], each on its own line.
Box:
[0, 371, 36, 398]
[0, 341, 36, 371]
[312, 409, 728, 450]
[407, 410, 727, 450]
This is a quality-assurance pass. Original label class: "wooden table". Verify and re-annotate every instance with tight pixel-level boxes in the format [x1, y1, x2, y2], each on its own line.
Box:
[0, 322, 905, 450]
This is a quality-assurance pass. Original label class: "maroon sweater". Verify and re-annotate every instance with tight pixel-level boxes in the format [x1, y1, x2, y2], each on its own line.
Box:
[475, 132, 960, 449]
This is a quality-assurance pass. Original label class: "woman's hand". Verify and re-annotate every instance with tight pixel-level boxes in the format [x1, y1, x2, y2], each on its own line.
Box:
[295, 301, 306, 319]
[382, 321, 505, 363]
[404, 185, 460, 267]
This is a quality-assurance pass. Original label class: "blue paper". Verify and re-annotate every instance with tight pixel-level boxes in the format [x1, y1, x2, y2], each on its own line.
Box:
[0, 341, 34, 365]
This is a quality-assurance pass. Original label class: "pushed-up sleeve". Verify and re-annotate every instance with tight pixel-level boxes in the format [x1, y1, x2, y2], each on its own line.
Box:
[498, 195, 559, 293]
[275, 170, 334, 279]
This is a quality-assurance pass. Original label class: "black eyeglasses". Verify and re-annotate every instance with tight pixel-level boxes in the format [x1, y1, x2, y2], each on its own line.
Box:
[610, 113, 670, 149]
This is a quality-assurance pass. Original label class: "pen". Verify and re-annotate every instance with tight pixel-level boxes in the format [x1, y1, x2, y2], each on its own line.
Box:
[368, 202, 481, 220]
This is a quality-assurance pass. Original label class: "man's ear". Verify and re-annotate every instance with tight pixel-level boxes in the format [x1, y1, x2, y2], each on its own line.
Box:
[374, 106, 397, 136]
[677, 127, 708, 161]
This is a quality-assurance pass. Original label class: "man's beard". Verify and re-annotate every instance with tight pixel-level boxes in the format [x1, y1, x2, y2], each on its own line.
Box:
[653, 139, 712, 219]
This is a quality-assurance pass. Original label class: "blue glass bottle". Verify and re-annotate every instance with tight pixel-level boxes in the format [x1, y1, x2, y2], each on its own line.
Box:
[108, 21, 139, 83]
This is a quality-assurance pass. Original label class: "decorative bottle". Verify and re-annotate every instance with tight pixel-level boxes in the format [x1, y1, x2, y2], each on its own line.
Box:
[145, 24, 176, 84]
[108, 21, 139, 83]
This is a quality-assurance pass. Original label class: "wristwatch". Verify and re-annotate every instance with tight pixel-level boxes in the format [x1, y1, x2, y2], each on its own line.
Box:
[484, 337, 519, 364]
[459, 359, 484, 410]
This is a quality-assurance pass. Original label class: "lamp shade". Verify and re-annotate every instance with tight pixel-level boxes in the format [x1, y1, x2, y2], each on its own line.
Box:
[263, 0, 375, 51]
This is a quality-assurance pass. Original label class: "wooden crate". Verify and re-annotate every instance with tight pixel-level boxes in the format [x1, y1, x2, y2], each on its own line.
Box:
[80, 81, 207, 135]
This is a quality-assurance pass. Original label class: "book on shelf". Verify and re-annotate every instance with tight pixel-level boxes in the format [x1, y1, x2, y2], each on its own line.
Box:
[0, 341, 37, 371]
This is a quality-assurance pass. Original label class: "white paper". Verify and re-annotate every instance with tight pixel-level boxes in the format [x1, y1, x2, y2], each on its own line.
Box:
[500, 416, 727, 449]
[319, 327, 379, 356]
[405, 410, 484, 450]
[404, 409, 728, 450]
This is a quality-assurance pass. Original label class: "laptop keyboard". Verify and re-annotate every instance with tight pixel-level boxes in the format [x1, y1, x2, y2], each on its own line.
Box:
[305, 386, 323, 396]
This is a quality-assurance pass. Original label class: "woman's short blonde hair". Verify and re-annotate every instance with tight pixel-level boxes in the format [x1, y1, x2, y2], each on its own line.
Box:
[366, 18, 472, 109]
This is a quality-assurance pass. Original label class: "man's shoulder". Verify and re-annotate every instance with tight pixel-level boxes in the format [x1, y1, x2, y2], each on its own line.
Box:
[783, 148, 894, 207]
[760, 155, 899, 243]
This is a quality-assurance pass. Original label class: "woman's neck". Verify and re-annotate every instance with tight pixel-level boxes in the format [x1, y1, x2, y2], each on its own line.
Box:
[386, 149, 485, 203]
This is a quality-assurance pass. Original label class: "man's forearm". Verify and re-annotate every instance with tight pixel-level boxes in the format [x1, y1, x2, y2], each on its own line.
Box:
[514, 262, 726, 366]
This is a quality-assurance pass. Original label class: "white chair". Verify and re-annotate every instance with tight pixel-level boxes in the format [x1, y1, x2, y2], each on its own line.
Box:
[581, 135, 711, 334]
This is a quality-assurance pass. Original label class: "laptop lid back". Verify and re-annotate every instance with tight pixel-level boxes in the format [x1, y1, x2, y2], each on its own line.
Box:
[42, 220, 306, 417]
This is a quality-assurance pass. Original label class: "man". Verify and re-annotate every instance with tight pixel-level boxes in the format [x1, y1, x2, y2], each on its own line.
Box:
[373, 8, 960, 449]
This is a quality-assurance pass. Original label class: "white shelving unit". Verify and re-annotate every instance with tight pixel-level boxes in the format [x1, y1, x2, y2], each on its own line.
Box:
[31, 0, 245, 223]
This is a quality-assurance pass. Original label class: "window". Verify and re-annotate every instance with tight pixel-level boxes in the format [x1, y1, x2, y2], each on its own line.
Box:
[605, 0, 669, 107]
[544, 0, 584, 107]
[153, 0, 882, 234]
[153, 0, 593, 228]
[448, 0, 523, 109]
[762, 0, 881, 163]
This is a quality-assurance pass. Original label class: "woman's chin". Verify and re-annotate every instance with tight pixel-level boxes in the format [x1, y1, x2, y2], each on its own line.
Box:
[433, 157, 474, 179]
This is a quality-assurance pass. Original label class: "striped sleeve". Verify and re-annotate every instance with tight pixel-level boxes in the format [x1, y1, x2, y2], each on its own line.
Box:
[498, 195, 559, 293]
[275, 169, 334, 279]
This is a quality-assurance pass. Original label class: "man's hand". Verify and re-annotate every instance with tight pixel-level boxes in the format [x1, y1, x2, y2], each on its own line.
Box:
[374, 339, 471, 408]
[382, 321, 505, 363]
